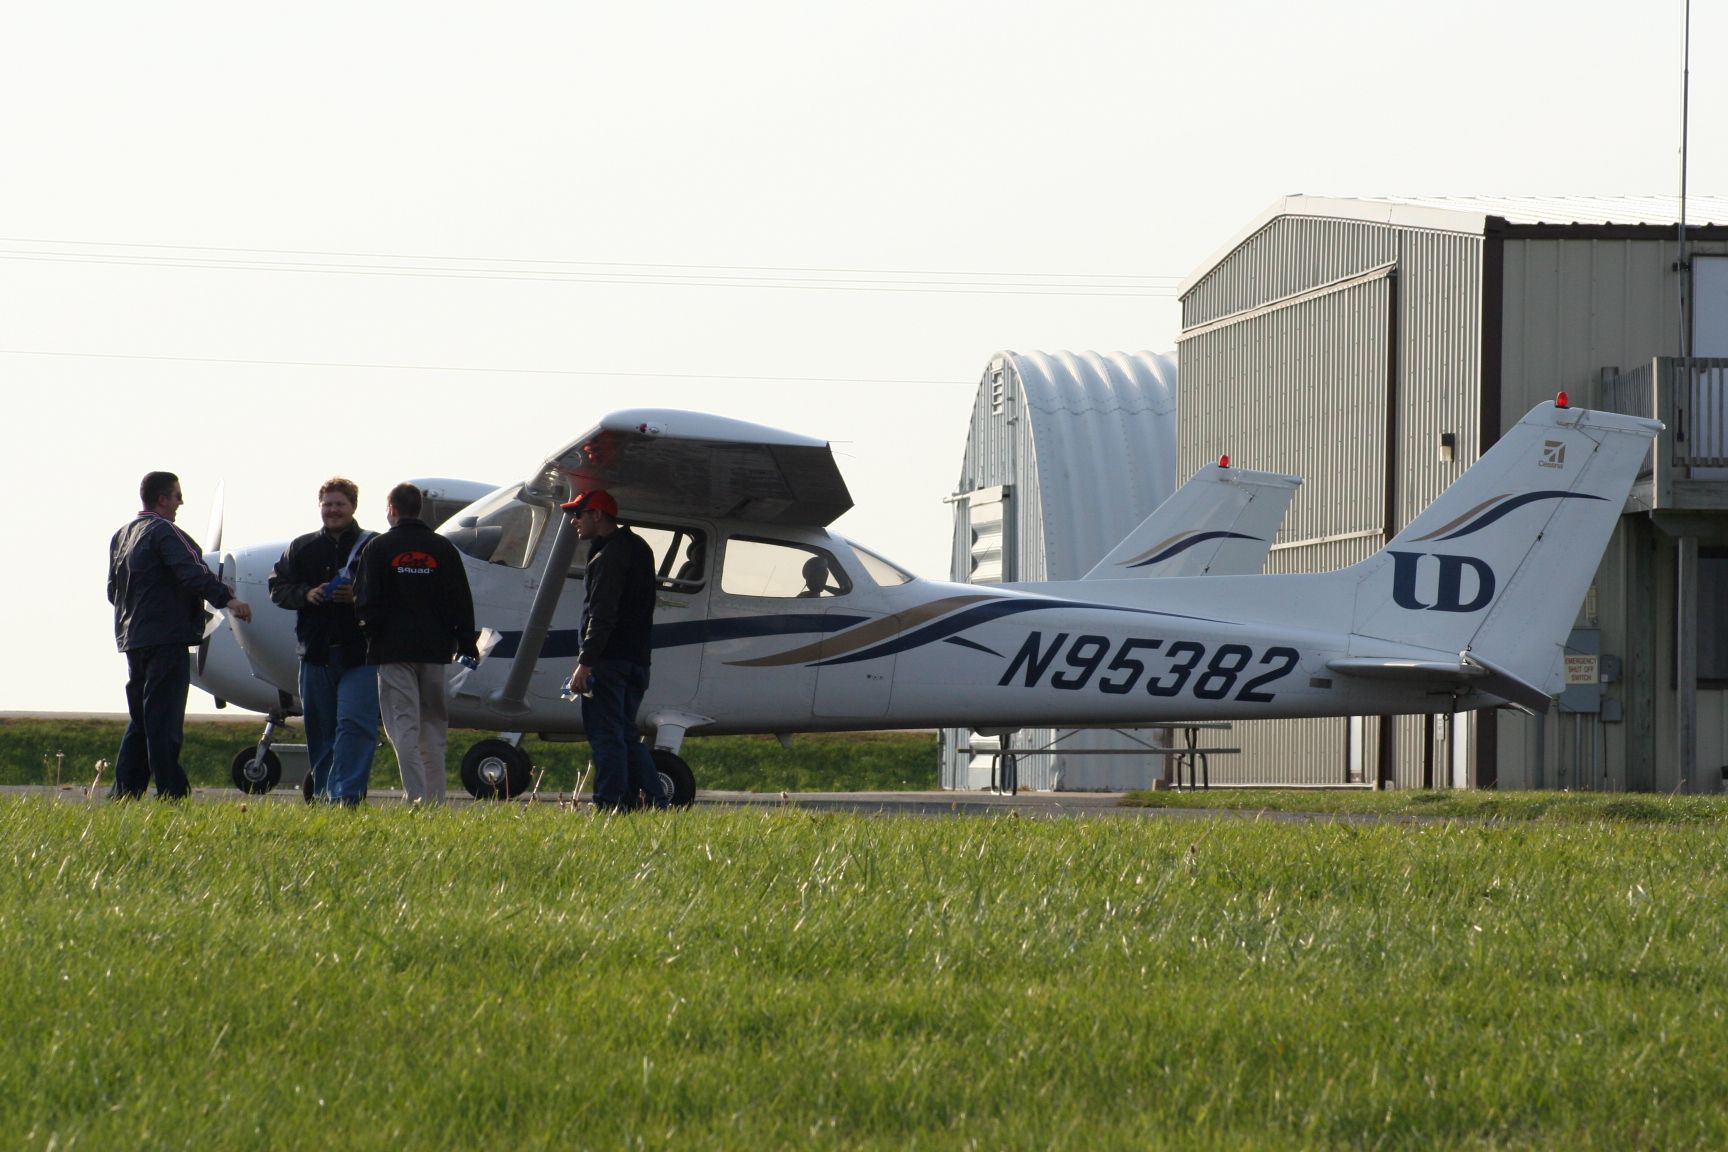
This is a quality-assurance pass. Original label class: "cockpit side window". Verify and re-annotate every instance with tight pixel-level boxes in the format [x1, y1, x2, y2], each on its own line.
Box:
[720, 538, 851, 599]
[567, 522, 709, 590]
[666, 531, 709, 589]
[442, 485, 550, 569]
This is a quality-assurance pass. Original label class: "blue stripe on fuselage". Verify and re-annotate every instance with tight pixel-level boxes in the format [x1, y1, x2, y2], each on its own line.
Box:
[487, 613, 869, 660]
[811, 597, 1232, 667]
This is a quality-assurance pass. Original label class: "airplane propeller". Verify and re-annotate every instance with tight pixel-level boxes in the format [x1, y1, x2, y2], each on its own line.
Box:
[205, 480, 225, 553]
[198, 481, 227, 677]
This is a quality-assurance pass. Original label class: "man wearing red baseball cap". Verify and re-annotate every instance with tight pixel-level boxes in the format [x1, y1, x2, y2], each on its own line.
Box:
[560, 489, 667, 810]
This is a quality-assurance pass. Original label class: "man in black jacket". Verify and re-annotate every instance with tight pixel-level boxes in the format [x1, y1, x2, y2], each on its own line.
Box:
[108, 470, 252, 799]
[562, 489, 667, 811]
[268, 477, 379, 805]
[356, 482, 477, 803]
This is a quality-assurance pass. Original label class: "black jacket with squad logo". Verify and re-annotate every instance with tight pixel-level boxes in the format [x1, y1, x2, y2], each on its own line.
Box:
[355, 518, 477, 665]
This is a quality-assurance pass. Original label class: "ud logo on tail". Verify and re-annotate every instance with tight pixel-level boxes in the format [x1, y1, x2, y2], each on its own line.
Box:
[1389, 550, 1496, 612]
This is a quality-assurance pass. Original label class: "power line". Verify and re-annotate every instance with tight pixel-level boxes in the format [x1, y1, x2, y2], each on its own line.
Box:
[0, 346, 968, 385]
[0, 235, 1182, 281]
[0, 239, 1182, 297]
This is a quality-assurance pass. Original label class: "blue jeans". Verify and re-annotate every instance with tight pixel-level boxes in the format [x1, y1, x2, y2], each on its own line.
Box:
[581, 659, 667, 810]
[114, 644, 192, 799]
[299, 656, 381, 803]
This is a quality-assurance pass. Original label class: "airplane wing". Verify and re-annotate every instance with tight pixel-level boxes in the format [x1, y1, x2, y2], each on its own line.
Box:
[534, 409, 853, 527]
[1081, 463, 1301, 579]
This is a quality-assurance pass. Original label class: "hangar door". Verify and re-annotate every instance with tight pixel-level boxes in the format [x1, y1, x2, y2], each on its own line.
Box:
[1177, 266, 1395, 785]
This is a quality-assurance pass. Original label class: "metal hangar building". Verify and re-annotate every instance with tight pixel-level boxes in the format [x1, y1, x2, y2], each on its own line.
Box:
[1174, 194, 1728, 791]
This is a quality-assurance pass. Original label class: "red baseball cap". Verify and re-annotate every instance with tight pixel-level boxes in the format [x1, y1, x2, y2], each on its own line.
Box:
[560, 489, 618, 517]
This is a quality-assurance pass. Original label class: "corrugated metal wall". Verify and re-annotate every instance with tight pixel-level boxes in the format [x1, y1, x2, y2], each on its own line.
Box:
[1176, 212, 1486, 788]
[1184, 217, 1396, 327]
[1180, 273, 1393, 570]
[1011, 351, 1178, 580]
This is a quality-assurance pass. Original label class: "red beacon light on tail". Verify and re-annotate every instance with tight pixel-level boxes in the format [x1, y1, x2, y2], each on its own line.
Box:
[1556, 391, 1570, 409]
[1218, 454, 1230, 468]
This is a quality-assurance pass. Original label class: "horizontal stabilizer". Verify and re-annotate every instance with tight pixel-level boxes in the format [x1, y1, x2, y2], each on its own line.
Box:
[1327, 653, 1552, 714]
[1327, 657, 1487, 683]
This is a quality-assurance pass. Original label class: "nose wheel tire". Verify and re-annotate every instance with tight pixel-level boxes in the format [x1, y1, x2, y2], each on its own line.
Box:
[461, 739, 533, 799]
[650, 748, 696, 808]
[231, 747, 282, 794]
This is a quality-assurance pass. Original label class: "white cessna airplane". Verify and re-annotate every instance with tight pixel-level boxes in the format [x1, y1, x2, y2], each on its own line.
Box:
[196, 395, 1655, 804]
[194, 439, 1298, 799]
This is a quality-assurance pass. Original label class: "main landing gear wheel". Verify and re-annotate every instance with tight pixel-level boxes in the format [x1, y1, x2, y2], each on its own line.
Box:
[461, 739, 533, 800]
[231, 747, 282, 795]
[651, 748, 697, 809]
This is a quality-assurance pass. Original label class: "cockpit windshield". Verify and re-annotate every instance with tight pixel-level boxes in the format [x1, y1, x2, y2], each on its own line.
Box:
[846, 539, 915, 586]
[441, 485, 553, 569]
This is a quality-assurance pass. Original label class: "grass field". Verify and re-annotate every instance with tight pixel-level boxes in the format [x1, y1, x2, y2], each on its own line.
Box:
[0, 716, 938, 794]
[7, 792, 1728, 1150]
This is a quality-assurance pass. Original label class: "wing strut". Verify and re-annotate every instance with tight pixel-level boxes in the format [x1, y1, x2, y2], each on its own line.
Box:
[487, 511, 584, 715]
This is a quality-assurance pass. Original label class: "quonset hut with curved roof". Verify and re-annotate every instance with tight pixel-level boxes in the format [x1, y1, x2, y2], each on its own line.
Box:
[941, 349, 1178, 791]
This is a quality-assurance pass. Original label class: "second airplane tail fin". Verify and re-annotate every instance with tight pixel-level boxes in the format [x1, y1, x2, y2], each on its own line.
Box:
[1082, 463, 1301, 580]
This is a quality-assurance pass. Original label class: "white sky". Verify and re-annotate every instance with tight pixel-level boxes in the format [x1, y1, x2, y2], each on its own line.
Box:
[3, 0, 1721, 715]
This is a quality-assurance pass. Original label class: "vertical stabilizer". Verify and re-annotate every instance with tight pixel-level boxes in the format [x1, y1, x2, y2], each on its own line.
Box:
[1343, 400, 1660, 706]
[1082, 464, 1301, 579]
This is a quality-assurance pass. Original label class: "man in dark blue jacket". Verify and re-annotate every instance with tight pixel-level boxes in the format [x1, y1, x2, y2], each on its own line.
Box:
[562, 489, 667, 811]
[108, 471, 252, 798]
[269, 477, 379, 805]
[356, 482, 477, 803]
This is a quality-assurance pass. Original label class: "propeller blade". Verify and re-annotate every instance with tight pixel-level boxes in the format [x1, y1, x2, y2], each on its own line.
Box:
[205, 480, 225, 553]
[197, 553, 233, 673]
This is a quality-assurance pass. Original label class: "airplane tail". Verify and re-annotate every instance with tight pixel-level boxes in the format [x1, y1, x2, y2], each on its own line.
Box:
[1081, 463, 1301, 579]
[1336, 399, 1661, 711]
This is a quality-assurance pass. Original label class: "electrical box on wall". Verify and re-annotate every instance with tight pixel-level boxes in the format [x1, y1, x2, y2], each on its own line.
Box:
[1558, 629, 1601, 714]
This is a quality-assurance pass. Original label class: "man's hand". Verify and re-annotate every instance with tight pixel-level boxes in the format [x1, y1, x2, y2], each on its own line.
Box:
[567, 664, 595, 695]
[228, 598, 253, 623]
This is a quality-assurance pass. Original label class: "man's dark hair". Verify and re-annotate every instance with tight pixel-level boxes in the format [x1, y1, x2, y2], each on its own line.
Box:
[140, 471, 179, 509]
[388, 482, 424, 518]
[319, 476, 360, 506]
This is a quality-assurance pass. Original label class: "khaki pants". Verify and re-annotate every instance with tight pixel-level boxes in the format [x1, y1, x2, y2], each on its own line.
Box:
[376, 662, 449, 803]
